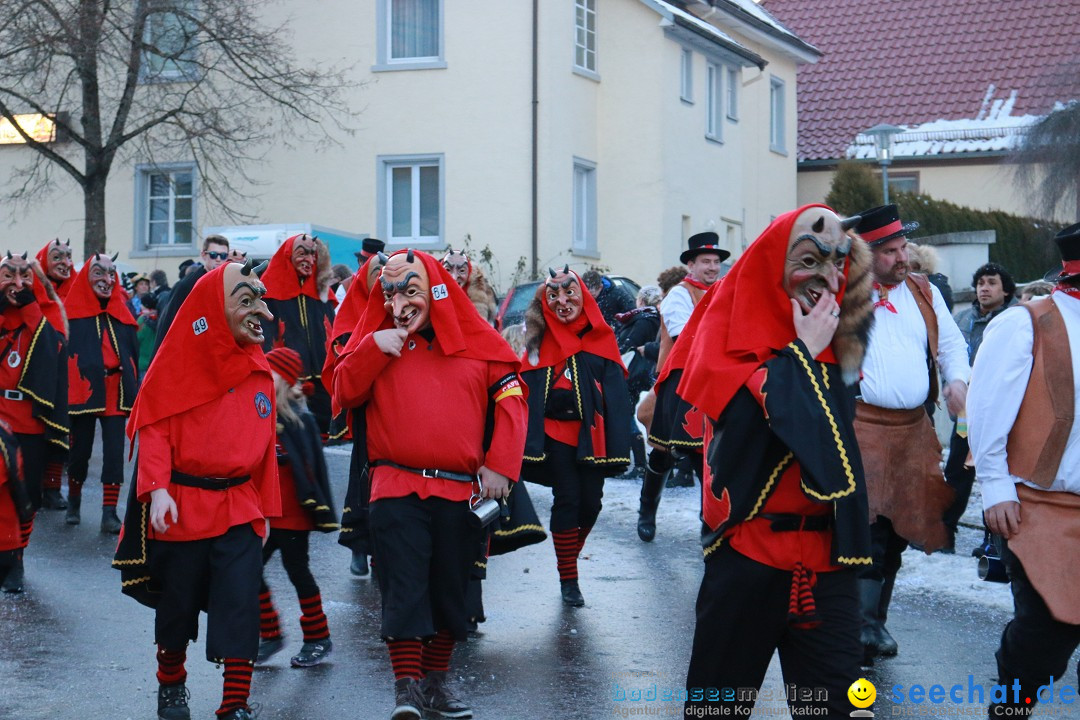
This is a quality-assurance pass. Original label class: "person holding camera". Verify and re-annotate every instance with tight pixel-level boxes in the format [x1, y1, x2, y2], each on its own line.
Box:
[968, 222, 1080, 718]
[332, 249, 526, 720]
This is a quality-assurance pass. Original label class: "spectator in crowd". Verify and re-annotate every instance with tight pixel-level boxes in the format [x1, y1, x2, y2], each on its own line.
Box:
[149, 269, 172, 312]
[615, 285, 662, 477]
[1020, 280, 1053, 303]
[136, 293, 158, 377]
[581, 270, 635, 328]
[152, 235, 232, 355]
[330, 264, 352, 305]
[656, 266, 688, 296]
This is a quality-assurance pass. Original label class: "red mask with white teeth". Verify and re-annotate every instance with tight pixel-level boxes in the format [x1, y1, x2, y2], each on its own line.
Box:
[88, 257, 117, 300]
[544, 269, 584, 325]
[291, 234, 317, 281]
[223, 262, 273, 345]
[45, 240, 73, 283]
[380, 251, 431, 334]
[783, 208, 851, 314]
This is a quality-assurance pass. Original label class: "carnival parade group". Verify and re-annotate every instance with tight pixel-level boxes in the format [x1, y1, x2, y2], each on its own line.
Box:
[1, 201, 1079, 720]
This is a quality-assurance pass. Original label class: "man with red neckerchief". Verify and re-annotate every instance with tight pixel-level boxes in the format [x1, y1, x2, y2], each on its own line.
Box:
[969, 222, 1080, 718]
[64, 253, 138, 532]
[260, 233, 336, 435]
[851, 203, 969, 664]
[638, 232, 730, 543]
[333, 249, 526, 720]
[0, 252, 69, 592]
[114, 260, 281, 720]
[519, 266, 631, 607]
[679, 205, 874, 719]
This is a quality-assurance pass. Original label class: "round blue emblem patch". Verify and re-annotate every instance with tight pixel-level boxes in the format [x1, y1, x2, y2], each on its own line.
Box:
[254, 391, 272, 418]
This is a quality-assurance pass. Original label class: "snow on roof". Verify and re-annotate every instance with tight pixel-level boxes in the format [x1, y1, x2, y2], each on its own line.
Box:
[650, 0, 744, 49]
[717, 0, 804, 44]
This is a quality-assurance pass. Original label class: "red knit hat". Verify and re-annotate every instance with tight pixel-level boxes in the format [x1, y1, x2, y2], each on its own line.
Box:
[266, 347, 302, 386]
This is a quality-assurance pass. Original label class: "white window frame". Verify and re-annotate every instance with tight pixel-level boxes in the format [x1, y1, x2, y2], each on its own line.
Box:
[373, 0, 446, 72]
[680, 48, 693, 103]
[140, 1, 200, 83]
[377, 154, 444, 247]
[705, 62, 722, 142]
[726, 66, 739, 121]
[573, 0, 598, 79]
[132, 163, 197, 255]
[572, 158, 598, 257]
[770, 76, 787, 155]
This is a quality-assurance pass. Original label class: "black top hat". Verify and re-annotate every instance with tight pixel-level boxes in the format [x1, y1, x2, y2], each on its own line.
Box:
[854, 204, 920, 246]
[354, 237, 386, 259]
[178, 258, 195, 275]
[1051, 221, 1080, 281]
[680, 231, 731, 265]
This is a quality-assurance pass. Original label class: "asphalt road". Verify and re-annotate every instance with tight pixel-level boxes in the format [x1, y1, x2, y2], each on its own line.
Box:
[2, 445, 1075, 720]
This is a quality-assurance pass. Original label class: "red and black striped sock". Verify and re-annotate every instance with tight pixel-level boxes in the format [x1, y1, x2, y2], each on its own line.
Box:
[298, 593, 330, 642]
[156, 645, 187, 686]
[259, 589, 281, 640]
[19, 515, 34, 549]
[215, 659, 253, 716]
[45, 460, 64, 485]
[43, 472, 61, 492]
[387, 639, 422, 681]
[421, 629, 454, 675]
[576, 525, 593, 555]
[102, 484, 120, 508]
[68, 480, 83, 499]
[552, 529, 579, 582]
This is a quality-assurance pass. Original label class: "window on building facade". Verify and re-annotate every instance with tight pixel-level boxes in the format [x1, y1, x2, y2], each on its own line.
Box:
[381, 155, 442, 246]
[574, 0, 596, 74]
[680, 48, 693, 103]
[706, 62, 722, 141]
[375, 0, 444, 70]
[887, 173, 920, 196]
[726, 66, 738, 120]
[136, 164, 196, 250]
[141, 1, 199, 82]
[770, 76, 786, 154]
[573, 159, 597, 255]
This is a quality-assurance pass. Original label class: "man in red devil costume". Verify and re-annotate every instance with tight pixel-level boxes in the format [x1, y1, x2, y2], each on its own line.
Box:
[519, 266, 631, 607]
[64, 253, 138, 532]
[333, 249, 526, 720]
[114, 259, 281, 720]
[0, 419, 30, 590]
[678, 206, 875, 718]
[0, 252, 69, 592]
[32, 239, 73, 510]
[441, 247, 497, 325]
[260, 233, 336, 435]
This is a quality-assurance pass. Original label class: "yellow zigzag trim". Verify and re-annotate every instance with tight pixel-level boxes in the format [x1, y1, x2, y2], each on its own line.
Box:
[494, 524, 545, 537]
[788, 343, 855, 501]
[837, 555, 873, 565]
[747, 452, 794, 521]
[703, 535, 725, 558]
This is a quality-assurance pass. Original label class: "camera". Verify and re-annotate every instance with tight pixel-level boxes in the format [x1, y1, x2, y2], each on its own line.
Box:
[978, 553, 1009, 583]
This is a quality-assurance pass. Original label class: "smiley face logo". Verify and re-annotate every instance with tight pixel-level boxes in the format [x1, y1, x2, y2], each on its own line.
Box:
[848, 678, 876, 709]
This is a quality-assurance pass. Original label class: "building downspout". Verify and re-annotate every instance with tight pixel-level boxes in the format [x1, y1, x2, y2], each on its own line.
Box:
[530, 0, 539, 280]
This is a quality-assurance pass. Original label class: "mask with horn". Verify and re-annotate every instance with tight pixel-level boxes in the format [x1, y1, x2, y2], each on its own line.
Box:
[0, 252, 34, 308]
[379, 250, 431, 334]
[291, 234, 318, 280]
[224, 262, 273, 345]
[543, 265, 583, 325]
[88, 254, 117, 300]
[46, 239, 74, 283]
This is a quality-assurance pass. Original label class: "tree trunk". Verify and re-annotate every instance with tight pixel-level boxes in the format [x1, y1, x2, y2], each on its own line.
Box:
[83, 174, 107, 257]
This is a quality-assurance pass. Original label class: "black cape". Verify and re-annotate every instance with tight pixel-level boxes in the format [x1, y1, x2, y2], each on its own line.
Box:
[262, 295, 335, 434]
[67, 315, 138, 415]
[11, 310, 69, 454]
[277, 410, 338, 532]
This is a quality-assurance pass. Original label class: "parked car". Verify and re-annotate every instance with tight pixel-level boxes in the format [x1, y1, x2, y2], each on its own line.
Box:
[495, 275, 641, 330]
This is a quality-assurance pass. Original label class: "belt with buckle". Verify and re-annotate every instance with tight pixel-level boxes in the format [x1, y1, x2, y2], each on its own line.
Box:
[170, 470, 251, 491]
[370, 460, 475, 483]
[761, 513, 833, 532]
[2, 390, 24, 401]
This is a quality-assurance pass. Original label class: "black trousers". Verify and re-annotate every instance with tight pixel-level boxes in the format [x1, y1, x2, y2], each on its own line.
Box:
[685, 545, 861, 718]
[524, 439, 605, 533]
[369, 494, 480, 641]
[262, 528, 318, 599]
[862, 516, 907, 584]
[15, 432, 46, 510]
[150, 524, 262, 662]
[991, 541, 1080, 715]
[942, 426, 975, 542]
[68, 414, 126, 486]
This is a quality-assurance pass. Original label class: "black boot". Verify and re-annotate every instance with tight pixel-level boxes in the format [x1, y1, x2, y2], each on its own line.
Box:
[1, 551, 24, 594]
[101, 505, 122, 534]
[876, 573, 899, 657]
[560, 579, 585, 607]
[42, 487, 68, 510]
[667, 454, 695, 488]
[857, 579, 883, 665]
[65, 493, 81, 525]
[349, 548, 369, 577]
[157, 683, 191, 720]
[637, 467, 666, 543]
[420, 670, 473, 718]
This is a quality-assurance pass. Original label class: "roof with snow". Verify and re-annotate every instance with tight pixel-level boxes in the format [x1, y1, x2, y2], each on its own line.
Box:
[760, 0, 1080, 162]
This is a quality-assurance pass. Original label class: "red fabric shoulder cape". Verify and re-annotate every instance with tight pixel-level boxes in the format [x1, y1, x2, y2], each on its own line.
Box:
[329, 254, 380, 345]
[64, 259, 136, 326]
[340, 250, 518, 365]
[262, 234, 320, 301]
[531, 271, 625, 371]
[128, 263, 271, 440]
[677, 204, 847, 421]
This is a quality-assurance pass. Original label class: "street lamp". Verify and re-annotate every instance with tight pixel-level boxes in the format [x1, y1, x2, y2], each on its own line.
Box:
[864, 123, 903, 204]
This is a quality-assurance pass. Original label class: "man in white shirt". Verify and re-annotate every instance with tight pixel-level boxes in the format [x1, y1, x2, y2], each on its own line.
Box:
[851, 204, 970, 664]
[969, 222, 1080, 718]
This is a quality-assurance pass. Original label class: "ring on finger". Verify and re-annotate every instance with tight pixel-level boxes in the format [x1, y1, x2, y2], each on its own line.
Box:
[830, 309, 840, 318]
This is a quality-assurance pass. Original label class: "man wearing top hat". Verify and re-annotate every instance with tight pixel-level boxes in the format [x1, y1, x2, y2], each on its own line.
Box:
[354, 237, 386, 269]
[637, 232, 730, 543]
[851, 204, 970, 664]
[968, 222, 1080, 718]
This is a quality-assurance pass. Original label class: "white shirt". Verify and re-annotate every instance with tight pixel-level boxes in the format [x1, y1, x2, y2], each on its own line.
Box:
[660, 285, 695, 338]
[969, 292, 1080, 510]
[860, 280, 970, 410]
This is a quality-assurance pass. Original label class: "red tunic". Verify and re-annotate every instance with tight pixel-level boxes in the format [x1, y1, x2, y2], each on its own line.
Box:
[136, 373, 281, 542]
[334, 331, 527, 503]
[543, 361, 581, 446]
[0, 444, 21, 552]
[101, 329, 125, 417]
[0, 311, 44, 435]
